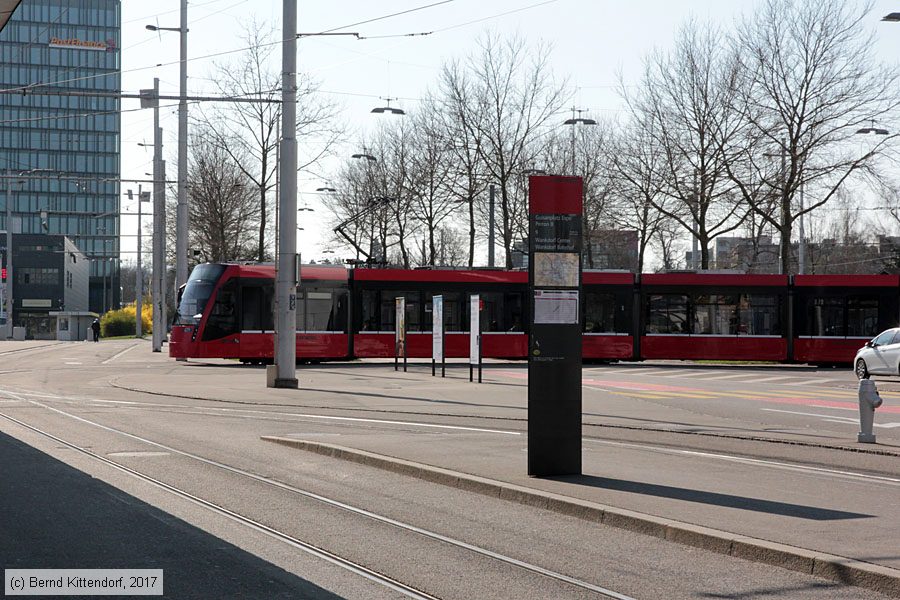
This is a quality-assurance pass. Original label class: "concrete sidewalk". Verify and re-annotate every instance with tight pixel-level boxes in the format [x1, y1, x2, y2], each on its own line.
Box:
[109, 359, 900, 598]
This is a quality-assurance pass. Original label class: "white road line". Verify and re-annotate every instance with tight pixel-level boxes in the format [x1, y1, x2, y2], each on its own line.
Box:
[747, 376, 794, 383]
[101, 343, 141, 364]
[762, 408, 900, 428]
[0, 388, 520, 436]
[700, 373, 759, 381]
[785, 378, 836, 386]
[584, 438, 900, 486]
[660, 371, 709, 378]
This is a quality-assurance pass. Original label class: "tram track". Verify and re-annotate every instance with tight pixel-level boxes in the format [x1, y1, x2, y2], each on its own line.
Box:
[0, 391, 636, 600]
[0, 390, 900, 486]
[3, 384, 900, 479]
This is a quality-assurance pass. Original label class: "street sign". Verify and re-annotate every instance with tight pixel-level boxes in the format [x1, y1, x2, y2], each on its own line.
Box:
[395, 296, 407, 372]
[432, 295, 444, 377]
[469, 294, 482, 383]
[527, 175, 583, 477]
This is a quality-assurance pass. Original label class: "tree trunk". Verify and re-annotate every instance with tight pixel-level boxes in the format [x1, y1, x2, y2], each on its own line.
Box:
[257, 183, 266, 262]
[500, 184, 513, 268]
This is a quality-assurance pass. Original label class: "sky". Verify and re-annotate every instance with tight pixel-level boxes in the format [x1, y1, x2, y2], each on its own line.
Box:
[118, 0, 900, 267]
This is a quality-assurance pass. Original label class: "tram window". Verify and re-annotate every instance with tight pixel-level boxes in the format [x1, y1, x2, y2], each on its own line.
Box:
[692, 294, 738, 335]
[298, 288, 345, 332]
[647, 294, 688, 334]
[847, 297, 879, 337]
[808, 297, 844, 336]
[241, 284, 274, 331]
[332, 289, 348, 332]
[241, 286, 262, 331]
[738, 295, 780, 335]
[361, 290, 380, 331]
[504, 293, 524, 332]
[299, 290, 332, 331]
[202, 280, 238, 341]
[376, 291, 422, 332]
[478, 292, 524, 332]
[424, 292, 464, 331]
[584, 292, 616, 333]
[481, 293, 502, 331]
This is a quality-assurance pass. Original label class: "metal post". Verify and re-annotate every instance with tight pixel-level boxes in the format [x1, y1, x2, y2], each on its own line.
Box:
[161, 160, 168, 337]
[151, 77, 166, 352]
[271, 0, 298, 388]
[798, 182, 805, 275]
[488, 184, 495, 268]
[136, 184, 143, 338]
[101, 255, 107, 314]
[570, 113, 576, 174]
[779, 138, 787, 275]
[175, 0, 189, 294]
[4, 173, 12, 339]
[692, 171, 699, 270]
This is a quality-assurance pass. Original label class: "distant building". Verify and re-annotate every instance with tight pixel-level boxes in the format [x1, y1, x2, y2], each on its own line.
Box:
[2, 233, 90, 338]
[585, 230, 638, 271]
[712, 236, 780, 273]
[0, 0, 122, 313]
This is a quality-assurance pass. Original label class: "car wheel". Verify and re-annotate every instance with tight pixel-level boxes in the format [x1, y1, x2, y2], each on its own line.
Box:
[855, 359, 869, 380]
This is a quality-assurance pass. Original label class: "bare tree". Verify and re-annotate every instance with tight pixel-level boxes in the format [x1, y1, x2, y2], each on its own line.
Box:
[405, 102, 456, 265]
[465, 33, 569, 267]
[185, 132, 259, 262]
[436, 66, 487, 266]
[199, 19, 340, 262]
[608, 121, 673, 272]
[725, 0, 900, 274]
[624, 20, 747, 269]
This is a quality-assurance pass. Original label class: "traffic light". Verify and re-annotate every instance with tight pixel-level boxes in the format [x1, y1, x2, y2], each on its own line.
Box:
[1, 267, 6, 281]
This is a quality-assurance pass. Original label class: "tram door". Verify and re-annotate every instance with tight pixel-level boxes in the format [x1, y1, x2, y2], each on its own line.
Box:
[239, 281, 275, 360]
[201, 279, 241, 358]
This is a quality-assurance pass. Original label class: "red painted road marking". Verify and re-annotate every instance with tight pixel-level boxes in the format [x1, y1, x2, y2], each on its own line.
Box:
[498, 371, 900, 414]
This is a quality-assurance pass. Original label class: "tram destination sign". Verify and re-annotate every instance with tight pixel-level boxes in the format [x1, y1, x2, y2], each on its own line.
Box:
[532, 213, 579, 252]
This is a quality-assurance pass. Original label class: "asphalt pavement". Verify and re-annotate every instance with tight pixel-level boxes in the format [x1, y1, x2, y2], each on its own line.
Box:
[104, 348, 900, 596]
[2, 339, 900, 599]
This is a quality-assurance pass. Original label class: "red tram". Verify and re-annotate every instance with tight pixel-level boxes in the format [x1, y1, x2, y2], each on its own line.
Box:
[168, 263, 900, 365]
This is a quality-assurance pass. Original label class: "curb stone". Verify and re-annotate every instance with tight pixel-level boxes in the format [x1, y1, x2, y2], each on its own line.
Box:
[262, 435, 900, 599]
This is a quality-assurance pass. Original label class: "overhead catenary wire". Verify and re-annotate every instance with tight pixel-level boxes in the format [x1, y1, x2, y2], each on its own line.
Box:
[2, 0, 556, 98]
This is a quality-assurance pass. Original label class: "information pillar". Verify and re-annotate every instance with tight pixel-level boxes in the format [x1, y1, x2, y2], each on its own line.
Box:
[527, 175, 583, 477]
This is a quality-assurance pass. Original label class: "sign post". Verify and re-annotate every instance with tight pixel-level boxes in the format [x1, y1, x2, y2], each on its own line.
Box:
[527, 175, 583, 477]
[395, 296, 407, 372]
[432, 295, 445, 377]
[469, 294, 482, 383]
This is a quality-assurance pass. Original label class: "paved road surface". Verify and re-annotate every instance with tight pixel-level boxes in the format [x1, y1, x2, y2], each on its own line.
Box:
[1, 340, 898, 599]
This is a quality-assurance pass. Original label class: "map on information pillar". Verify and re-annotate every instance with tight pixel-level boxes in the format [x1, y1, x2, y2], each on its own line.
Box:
[534, 252, 579, 288]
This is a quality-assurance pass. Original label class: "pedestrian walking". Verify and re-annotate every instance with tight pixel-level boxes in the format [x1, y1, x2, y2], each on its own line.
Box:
[91, 318, 101, 342]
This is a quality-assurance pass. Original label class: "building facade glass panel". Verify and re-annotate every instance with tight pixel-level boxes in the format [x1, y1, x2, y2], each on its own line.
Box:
[1, 0, 121, 313]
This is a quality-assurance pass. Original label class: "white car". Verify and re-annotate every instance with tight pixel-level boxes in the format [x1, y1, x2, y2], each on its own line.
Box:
[854, 328, 900, 379]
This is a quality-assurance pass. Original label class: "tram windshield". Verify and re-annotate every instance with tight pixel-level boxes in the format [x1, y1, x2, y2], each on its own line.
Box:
[173, 264, 226, 326]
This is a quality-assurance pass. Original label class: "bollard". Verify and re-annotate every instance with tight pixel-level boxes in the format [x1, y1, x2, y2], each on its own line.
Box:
[857, 379, 883, 444]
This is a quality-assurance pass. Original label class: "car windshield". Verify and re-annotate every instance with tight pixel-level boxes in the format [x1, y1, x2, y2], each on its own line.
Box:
[173, 264, 226, 326]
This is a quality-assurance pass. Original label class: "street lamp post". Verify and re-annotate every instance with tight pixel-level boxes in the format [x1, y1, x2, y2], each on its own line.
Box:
[140, 78, 167, 352]
[147, 6, 189, 300]
[127, 187, 151, 337]
[563, 108, 597, 175]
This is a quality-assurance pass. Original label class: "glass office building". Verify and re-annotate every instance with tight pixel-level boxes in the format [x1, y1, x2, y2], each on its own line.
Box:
[0, 0, 120, 314]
